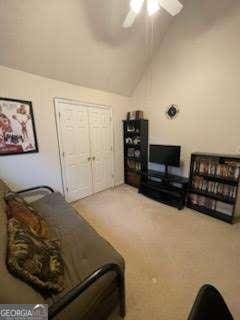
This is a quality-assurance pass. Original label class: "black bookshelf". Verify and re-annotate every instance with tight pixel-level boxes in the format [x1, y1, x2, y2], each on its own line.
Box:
[123, 119, 148, 188]
[187, 153, 240, 224]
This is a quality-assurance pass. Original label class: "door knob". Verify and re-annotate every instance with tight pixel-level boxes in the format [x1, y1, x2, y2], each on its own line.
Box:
[92, 156, 96, 161]
[87, 157, 91, 161]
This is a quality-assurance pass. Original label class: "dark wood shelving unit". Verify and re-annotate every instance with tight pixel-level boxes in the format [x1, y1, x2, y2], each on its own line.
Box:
[139, 170, 189, 210]
[187, 152, 240, 223]
[123, 119, 148, 188]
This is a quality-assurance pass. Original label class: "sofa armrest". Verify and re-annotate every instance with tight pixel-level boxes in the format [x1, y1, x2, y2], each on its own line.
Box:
[15, 186, 54, 202]
[16, 186, 54, 195]
[48, 263, 126, 319]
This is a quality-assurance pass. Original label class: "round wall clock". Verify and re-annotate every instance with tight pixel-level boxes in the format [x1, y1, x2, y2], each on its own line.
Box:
[166, 105, 179, 119]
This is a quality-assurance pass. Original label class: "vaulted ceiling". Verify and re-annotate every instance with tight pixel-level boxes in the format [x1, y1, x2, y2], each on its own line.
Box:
[0, 0, 175, 96]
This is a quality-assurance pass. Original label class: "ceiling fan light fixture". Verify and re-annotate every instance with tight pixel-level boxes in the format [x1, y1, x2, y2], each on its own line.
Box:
[158, 0, 183, 16]
[123, 0, 183, 28]
[130, 0, 144, 14]
[147, 0, 160, 16]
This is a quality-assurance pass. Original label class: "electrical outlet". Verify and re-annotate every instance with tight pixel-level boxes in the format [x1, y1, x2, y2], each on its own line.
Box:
[236, 146, 240, 154]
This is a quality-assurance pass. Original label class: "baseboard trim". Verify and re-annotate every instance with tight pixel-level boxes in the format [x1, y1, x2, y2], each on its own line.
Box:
[114, 180, 124, 187]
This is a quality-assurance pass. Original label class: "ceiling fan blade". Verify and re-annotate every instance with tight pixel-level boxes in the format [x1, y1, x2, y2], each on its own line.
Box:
[158, 0, 183, 16]
[122, 10, 138, 28]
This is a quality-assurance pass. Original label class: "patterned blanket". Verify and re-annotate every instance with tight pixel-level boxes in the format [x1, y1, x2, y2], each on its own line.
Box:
[5, 192, 64, 294]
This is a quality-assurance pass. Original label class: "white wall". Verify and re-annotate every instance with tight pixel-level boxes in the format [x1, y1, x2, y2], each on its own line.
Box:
[132, 0, 240, 176]
[0, 66, 129, 191]
[2, 0, 240, 190]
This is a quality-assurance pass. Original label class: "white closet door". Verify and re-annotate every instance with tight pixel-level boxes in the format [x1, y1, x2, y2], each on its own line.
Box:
[58, 103, 92, 202]
[89, 107, 114, 193]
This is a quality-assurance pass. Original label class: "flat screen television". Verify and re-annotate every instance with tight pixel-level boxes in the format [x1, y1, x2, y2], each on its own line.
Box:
[150, 145, 181, 168]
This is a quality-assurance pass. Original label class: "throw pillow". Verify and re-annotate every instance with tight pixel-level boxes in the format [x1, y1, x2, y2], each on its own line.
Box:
[7, 218, 64, 294]
[5, 192, 50, 238]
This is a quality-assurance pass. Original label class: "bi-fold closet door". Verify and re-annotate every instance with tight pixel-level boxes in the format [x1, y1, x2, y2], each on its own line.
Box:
[55, 99, 114, 202]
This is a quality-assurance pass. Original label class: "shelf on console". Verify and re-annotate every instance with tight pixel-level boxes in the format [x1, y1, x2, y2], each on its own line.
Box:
[141, 181, 183, 198]
[139, 170, 189, 210]
[145, 170, 189, 184]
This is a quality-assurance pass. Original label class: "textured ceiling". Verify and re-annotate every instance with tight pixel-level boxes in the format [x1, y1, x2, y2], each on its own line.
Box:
[0, 0, 174, 96]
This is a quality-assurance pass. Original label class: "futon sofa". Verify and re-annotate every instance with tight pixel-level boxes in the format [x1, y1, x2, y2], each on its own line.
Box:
[0, 179, 125, 320]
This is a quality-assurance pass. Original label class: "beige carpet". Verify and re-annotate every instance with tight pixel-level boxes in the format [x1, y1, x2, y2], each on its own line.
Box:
[74, 185, 240, 320]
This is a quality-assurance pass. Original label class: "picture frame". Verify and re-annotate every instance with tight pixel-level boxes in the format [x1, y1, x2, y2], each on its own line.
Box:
[0, 97, 38, 156]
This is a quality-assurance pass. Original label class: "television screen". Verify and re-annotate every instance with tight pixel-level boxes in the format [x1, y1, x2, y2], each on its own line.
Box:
[150, 145, 181, 167]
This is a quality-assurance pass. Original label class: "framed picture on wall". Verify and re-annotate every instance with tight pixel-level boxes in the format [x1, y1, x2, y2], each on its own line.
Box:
[0, 97, 38, 156]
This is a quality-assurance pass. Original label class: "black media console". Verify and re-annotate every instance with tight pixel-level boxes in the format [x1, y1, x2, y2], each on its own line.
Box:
[139, 170, 189, 210]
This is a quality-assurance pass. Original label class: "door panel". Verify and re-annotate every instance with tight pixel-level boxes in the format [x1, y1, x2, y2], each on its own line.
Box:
[89, 108, 113, 193]
[58, 103, 92, 202]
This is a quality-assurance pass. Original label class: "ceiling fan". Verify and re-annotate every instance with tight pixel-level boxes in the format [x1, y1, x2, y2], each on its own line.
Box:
[123, 0, 183, 28]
